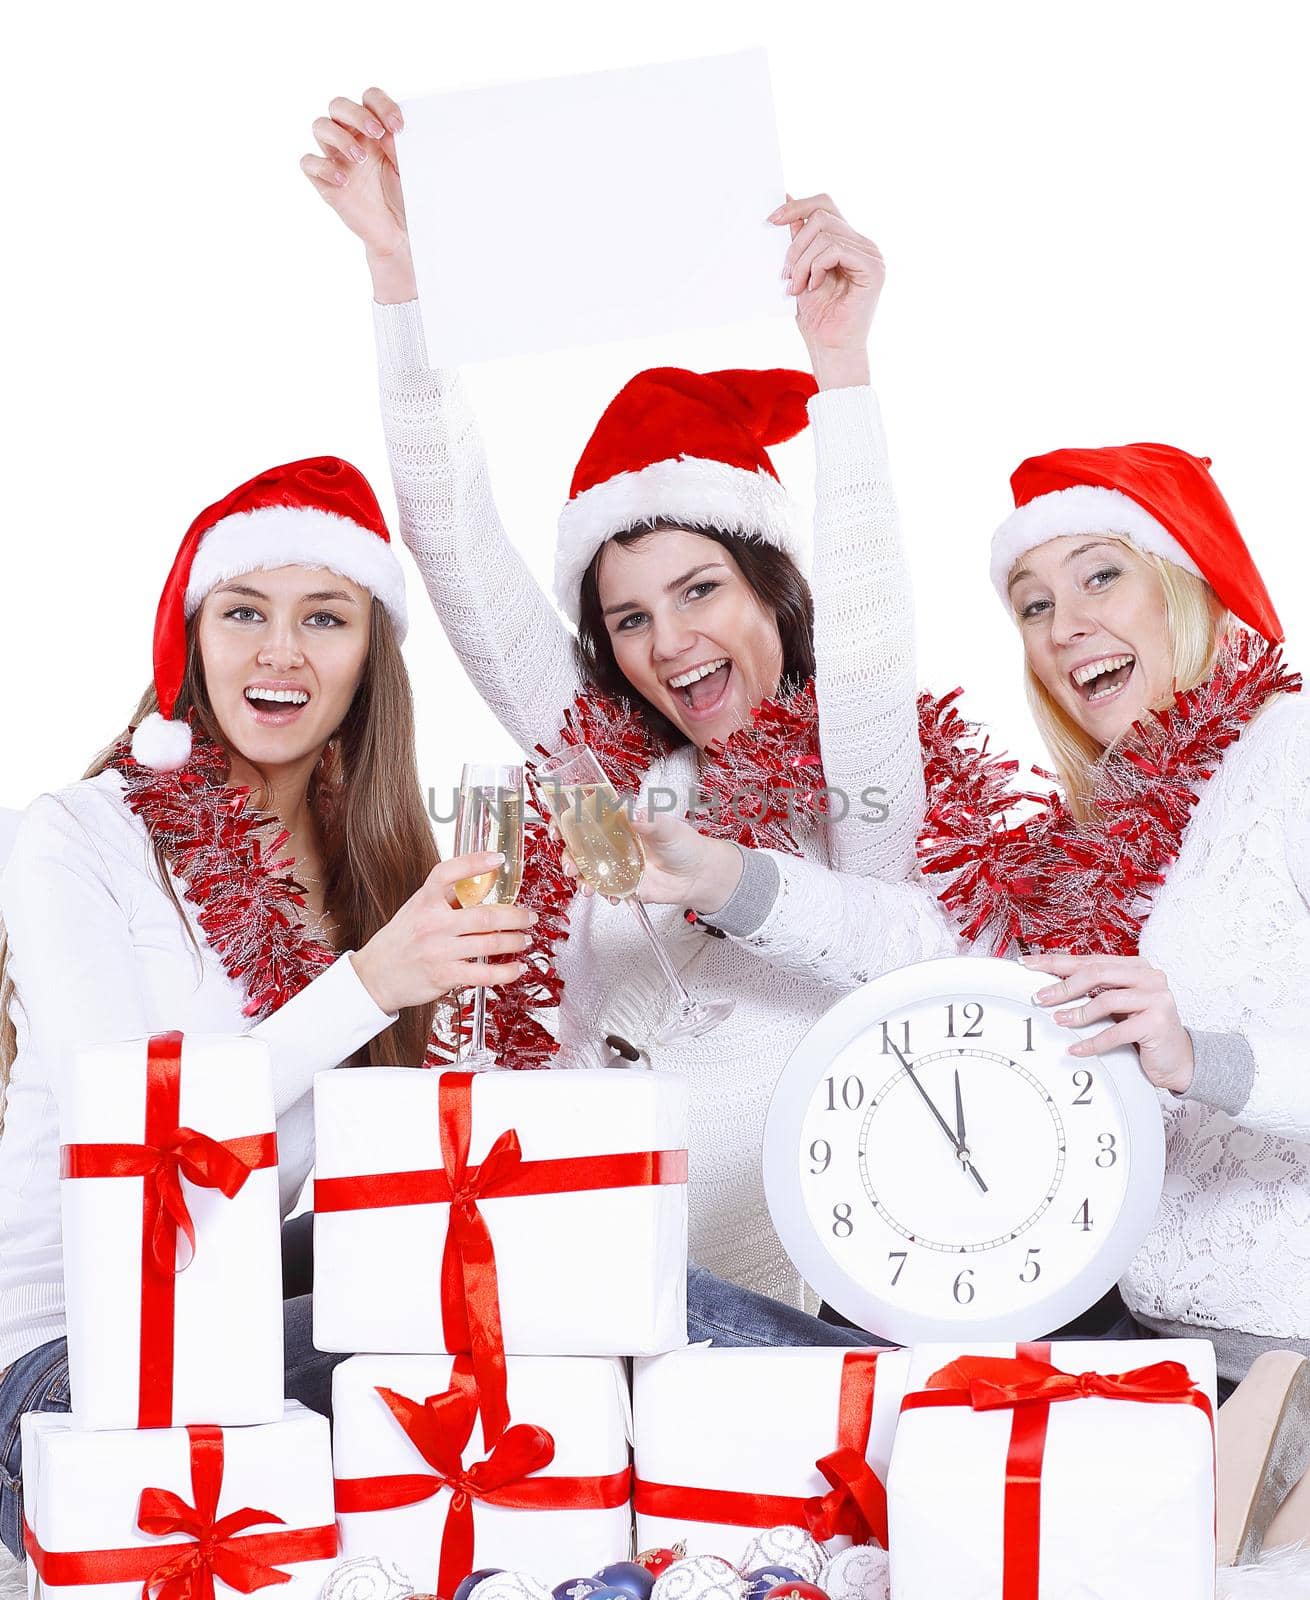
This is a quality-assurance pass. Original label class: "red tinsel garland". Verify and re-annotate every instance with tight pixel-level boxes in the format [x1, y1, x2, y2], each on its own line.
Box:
[110, 731, 338, 1019]
[110, 634, 1296, 1069]
[917, 633, 1301, 956]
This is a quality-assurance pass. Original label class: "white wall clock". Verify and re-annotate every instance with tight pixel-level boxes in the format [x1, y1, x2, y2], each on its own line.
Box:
[763, 955, 1166, 1343]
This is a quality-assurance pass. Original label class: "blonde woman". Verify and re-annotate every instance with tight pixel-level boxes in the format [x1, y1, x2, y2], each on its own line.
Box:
[0, 456, 533, 1557]
[915, 444, 1307, 1397]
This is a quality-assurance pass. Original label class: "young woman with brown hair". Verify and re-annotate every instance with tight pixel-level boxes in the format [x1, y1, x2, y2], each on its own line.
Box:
[0, 455, 534, 1557]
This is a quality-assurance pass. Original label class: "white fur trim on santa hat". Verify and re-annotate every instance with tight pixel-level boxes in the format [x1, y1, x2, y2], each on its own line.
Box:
[990, 484, 1203, 608]
[185, 506, 409, 641]
[131, 712, 194, 773]
[554, 455, 798, 624]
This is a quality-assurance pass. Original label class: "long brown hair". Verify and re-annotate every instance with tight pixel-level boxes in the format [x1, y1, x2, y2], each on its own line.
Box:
[574, 524, 816, 745]
[1, 598, 438, 1117]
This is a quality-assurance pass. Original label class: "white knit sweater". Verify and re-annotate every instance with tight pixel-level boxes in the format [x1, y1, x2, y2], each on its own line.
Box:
[0, 771, 397, 1370]
[1119, 688, 1310, 1342]
[373, 300, 956, 1309]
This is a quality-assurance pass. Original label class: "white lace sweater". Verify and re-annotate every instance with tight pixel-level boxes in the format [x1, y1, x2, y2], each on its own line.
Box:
[373, 301, 955, 1309]
[1118, 688, 1310, 1344]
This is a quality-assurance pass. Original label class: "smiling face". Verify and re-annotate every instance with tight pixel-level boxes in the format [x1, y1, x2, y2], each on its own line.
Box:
[194, 564, 372, 774]
[1007, 535, 1176, 748]
[595, 527, 786, 750]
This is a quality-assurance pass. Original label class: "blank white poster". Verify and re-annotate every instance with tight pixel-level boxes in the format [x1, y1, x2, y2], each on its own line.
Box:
[397, 49, 790, 366]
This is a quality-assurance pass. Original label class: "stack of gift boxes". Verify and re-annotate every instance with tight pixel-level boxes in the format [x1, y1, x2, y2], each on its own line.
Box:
[22, 1030, 1221, 1600]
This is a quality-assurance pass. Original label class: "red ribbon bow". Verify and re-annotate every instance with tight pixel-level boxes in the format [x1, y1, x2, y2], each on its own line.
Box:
[334, 1357, 632, 1598]
[634, 1349, 887, 1548]
[59, 1032, 278, 1426]
[23, 1425, 337, 1597]
[929, 1353, 1204, 1415]
[900, 1343, 1214, 1600]
[136, 1427, 290, 1600]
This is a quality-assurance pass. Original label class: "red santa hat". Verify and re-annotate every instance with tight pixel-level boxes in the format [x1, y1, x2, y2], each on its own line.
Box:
[990, 441, 1282, 642]
[131, 456, 408, 772]
[554, 365, 819, 623]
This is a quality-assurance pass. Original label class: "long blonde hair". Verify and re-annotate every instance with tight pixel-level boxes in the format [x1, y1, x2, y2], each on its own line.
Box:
[1, 599, 439, 1119]
[1022, 539, 1232, 819]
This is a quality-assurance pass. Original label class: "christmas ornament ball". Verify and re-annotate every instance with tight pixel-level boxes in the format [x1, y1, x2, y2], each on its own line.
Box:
[456, 1574, 504, 1600]
[738, 1531, 825, 1586]
[650, 1555, 745, 1600]
[467, 1575, 553, 1600]
[761, 1584, 828, 1600]
[634, 1553, 681, 1580]
[594, 1566, 656, 1600]
[553, 1582, 603, 1600]
[742, 1570, 802, 1600]
[819, 1546, 890, 1600]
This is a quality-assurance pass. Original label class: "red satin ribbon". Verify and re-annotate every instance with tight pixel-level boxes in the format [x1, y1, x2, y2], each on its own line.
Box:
[23, 1424, 337, 1599]
[900, 1342, 1215, 1600]
[59, 1032, 279, 1427]
[333, 1357, 632, 1598]
[313, 1071, 687, 1445]
[633, 1348, 888, 1548]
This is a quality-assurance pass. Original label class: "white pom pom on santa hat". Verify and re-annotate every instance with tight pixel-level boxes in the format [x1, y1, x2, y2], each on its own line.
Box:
[133, 456, 407, 771]
[130, 712, 194, 773]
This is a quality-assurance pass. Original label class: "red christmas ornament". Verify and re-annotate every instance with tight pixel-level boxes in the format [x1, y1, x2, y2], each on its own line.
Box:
[634, 1550, 682, 1579]
[761, 1584, 828, 1600]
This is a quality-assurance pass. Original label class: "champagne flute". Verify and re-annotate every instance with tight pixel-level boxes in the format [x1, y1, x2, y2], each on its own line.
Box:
[453, 763, 525, 1070]
[535, 744, 733, 1044]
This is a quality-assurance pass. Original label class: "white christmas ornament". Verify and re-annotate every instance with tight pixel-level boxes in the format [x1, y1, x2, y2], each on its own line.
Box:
[468, 1576, 554, 1600]
[818, 1545, 890, 1600]
[318, 1556, 416, 1600]
[651, 1556, 745, 1600]
[738, 1530, 825, 1585]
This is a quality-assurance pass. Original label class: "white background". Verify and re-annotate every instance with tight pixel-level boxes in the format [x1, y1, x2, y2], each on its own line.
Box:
[3, 0, 1307, 823]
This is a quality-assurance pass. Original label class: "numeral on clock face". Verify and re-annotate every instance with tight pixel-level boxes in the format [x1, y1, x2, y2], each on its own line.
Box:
[1072, 1070, 1094, 1105]
[809, 1139, 832, 1174]
[945, 1002, 984, 1039]
[880, 1019, 911, 1055]
[825, 1074, 865, 1111]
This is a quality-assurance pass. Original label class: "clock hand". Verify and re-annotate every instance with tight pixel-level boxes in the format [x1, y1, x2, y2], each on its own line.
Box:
[953, 1067, 989, 1196]
[887, 1040, 981, 1177]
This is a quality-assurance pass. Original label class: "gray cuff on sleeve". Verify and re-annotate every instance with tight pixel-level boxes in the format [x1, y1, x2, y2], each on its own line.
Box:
[695, 845, 782, 938]
[1177, 1028, 1257, 1117]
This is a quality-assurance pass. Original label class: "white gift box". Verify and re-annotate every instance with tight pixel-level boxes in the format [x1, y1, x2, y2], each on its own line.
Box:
[632, 1346, 910, 1557]
[887, 1339, 1217, 1600]
[313, 1066, 688, 1355]
[20, 1402, 337, 1600]
[58, 1033, 284, 1429]
[332, 1354, 632, 1591]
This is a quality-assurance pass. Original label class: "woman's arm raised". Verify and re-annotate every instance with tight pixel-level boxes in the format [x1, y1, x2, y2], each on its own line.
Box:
[302, 89, 581, 757]
[775, 195, 926, 883]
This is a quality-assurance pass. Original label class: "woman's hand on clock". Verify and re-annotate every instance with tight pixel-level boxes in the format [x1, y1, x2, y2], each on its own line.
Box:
[1023, 952, 1196, 1095]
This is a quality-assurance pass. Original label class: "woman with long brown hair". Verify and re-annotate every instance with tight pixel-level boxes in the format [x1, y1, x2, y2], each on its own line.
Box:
[0, 455, 533, 1558]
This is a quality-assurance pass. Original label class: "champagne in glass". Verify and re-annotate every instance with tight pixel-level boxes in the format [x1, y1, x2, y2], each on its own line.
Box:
[454, 763, 526, 1070]
[535, 744, 732, 1045]
[552, 782, 645, 899]
[454, 788, 524, 907]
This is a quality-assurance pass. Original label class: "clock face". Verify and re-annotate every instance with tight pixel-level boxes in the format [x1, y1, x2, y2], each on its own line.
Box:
[764, 956, 1165, 1343]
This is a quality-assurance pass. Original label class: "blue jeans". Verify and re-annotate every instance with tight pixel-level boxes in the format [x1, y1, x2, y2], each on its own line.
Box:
[0, 1226, 865, 1559]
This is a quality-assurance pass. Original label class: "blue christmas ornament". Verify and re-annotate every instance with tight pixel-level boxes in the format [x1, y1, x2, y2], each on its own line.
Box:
[456, 1572, 504, 1600]
[593, 1566, 656, 1600]
[553, 1581, 604, 1600]
[742, 1572, 802, 1600]
[580, 1588, 636, 1600]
